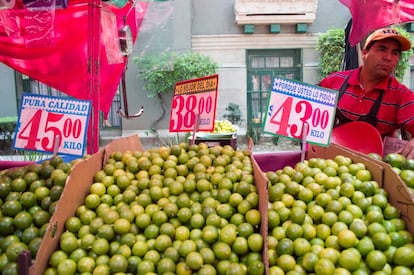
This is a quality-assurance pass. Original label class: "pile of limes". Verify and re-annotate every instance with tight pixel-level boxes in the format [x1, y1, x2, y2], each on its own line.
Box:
[213, 120, 238, 134]
[266, 155, 414, 274]
[44, 143, 265, 275]
[0, 155, 74, 274]
[376, 152, 414, 196]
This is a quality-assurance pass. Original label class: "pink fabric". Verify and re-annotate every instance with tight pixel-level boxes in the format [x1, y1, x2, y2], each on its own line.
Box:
[340, 0, 414, 46]
[0, 0, 148, 117]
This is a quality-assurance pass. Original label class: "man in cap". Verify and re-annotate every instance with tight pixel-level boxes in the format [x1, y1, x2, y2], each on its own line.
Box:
[319, 27, 414, 158]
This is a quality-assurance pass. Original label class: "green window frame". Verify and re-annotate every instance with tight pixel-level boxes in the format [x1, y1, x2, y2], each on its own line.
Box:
[246, 49, 302, 143]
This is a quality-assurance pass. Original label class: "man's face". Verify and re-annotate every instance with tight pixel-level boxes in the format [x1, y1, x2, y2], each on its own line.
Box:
[362, 38, 401, 78]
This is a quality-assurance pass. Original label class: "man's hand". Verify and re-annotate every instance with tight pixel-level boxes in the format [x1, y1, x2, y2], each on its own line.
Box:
[397, 138, 414, 159]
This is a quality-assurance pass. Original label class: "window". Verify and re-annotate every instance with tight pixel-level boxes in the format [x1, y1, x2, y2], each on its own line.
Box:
[14, 73, 122, 128]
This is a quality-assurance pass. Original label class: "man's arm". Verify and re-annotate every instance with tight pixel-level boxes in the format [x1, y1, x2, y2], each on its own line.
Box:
[398, 138, 414, 159]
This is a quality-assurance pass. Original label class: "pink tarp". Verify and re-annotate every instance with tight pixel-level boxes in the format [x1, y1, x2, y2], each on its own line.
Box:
[340, 0, 414, 46]
[0, 0, 148, 117]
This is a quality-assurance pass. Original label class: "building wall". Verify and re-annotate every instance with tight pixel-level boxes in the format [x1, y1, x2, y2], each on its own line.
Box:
[122, 0, 351, 133]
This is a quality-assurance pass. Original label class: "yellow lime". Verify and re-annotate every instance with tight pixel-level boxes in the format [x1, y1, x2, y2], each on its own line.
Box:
[277, 254, 296, 272]
[314, 258, 335, 275]
[365, 250, 387, 271]
[338, 248, 361, 271]
[337, 229, 357, 249]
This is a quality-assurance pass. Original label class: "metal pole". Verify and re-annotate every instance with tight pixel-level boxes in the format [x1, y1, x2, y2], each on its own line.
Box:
[87, 0, 102, 154]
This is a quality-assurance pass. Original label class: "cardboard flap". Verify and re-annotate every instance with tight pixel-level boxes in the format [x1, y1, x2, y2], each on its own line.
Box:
[29, 150, 104, 274]
[29, 134, 144, 274]
[383, 165, 414, 234]
[249, 153, 269, 275]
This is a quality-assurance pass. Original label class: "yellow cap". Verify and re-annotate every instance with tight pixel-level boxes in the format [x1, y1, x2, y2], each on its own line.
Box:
[363, 28, 411, 51]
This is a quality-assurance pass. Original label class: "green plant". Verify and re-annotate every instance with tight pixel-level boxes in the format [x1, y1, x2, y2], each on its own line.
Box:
[316, 26, 412, 81]
[393, 27, 413, 82]
[20, 151, 50, 161]
[316, 28, 345, 80]
[223, 103, 243, 125]
[134, 52, 219, 98]
[133, 52, 219, 128]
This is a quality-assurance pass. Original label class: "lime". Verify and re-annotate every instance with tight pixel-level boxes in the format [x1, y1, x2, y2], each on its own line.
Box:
[2, 199, 22, 217]
[13, 211, 33, 230]
[154, 234, 172, 253]
[286, 223, 303, 240]
[219, 224, 237, 245]
[213, 241, 232, 260]
[365, 250, 387, 271]
[356, 236, 375, 258]
[57, 259, 77, 275]
[337, 230, 357, 249]
[157, 257, 176, 274]
[302, 252, 319, 272]
[59, 234, 79, 254]
[186, 251, 204, 270]
[49, 250, 68, 267]
[247, 233, 263, 252]
[293, 237, 311, 257]
[92, 238, 110, 256]
[137, 260, 155, 275]
[338, 248, 361, 271]
[238, 222, 254, 238]
[277, 254, 296, 272]
[179, 239, 197, 258]
[319, 247, 340, 264]
[6, 241, 29, 262]
[372, 232, 392, 251]
[384, 153, 406, 168]
[277, 238, 293, 256]
[143, 249, 161, 265]
[393, 245, 414, 266]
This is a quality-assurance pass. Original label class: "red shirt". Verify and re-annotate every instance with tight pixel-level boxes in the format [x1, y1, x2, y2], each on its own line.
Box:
[319, 68, 414, 137]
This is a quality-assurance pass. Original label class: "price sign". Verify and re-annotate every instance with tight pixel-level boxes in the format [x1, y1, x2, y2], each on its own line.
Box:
[13, 93, 92, 156]
[169, 74, 218, 132]
[263, 77, 338, 146]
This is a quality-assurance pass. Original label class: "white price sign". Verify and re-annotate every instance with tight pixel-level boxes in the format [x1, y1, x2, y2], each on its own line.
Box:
[13, 93, 92, 156]
[169, 74, 218, 132]
[263, 78, 338, 146]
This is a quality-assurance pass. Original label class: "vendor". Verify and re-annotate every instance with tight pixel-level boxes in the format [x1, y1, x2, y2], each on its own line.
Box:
[319, 27, 414, 158]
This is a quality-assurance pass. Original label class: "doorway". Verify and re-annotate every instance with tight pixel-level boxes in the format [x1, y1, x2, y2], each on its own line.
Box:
[246, 49, 302, 143]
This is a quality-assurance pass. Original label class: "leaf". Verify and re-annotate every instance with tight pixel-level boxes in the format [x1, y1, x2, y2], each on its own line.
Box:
[134, 52, 218, 97]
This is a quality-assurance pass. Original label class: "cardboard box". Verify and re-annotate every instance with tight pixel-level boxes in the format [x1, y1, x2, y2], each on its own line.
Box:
[20, 135, 414, 274]
[309, 143, 414, 235]
[252, 142, 414, 238]
[25, 135, 144, 274]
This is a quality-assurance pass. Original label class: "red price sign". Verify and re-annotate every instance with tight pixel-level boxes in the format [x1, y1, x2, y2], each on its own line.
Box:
[13, 94, 91, 156]
[169, 74, 218, 132]
[263, 78, 338, 146]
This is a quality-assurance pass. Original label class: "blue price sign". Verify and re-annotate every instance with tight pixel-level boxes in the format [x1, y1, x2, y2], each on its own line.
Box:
[13, 93, 92, 156]
[263, 77, 338, 146]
